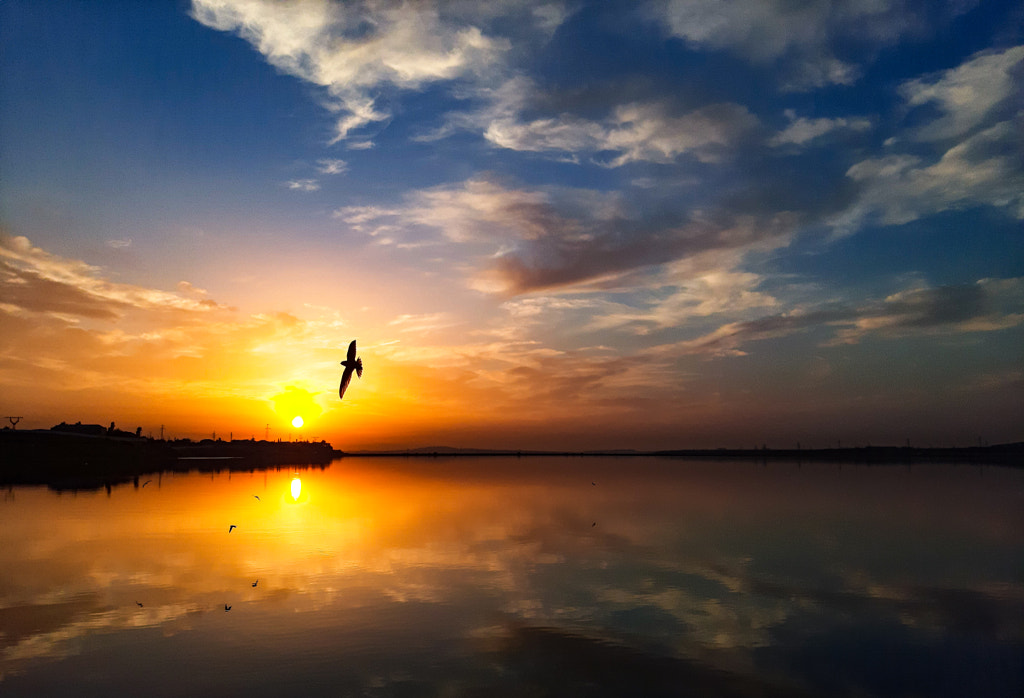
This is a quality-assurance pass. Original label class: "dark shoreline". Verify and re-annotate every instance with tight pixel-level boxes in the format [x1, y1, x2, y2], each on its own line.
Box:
[2, 429, 1020, 491]
[347, 443, 1023, 465]
[0, 429, 335, 490]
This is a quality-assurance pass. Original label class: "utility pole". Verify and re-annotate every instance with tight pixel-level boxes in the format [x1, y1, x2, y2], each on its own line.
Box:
[265, 424, 270, 440]
[160, 424, 165, 441]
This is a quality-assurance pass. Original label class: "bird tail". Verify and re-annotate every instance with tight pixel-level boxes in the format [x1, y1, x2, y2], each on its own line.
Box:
[355, 358, 363, 378]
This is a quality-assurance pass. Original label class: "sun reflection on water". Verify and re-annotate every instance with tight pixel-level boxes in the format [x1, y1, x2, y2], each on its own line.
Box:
[290, 477, 302, 502]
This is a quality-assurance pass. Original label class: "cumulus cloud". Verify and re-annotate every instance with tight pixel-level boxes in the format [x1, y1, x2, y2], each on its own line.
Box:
[899, 44, 1024, 141]
[190, 0, 522, 142]
[670, 278, 1024, 356]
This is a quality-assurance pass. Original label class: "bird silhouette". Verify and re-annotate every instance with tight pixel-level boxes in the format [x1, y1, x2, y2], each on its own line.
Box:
[135, 601, 144, 607]
[142, 480, 152, 488]
[224, 604, 232, 611]
[252, 579, 259, 588]
[253, 495, 260, 501]
[338, 339, 363, 400]
[228, 525, 237, 532]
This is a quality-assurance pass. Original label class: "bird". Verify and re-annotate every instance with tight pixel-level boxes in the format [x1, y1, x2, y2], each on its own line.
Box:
[252, 579, 259, 588]
[253, 495, 260, 501]
[228, 525, 237, 532]
[338, 339, 363, 400]
[224, 604, 232, 611]
[135, 601, 144, 608]
[142, 480, 152, 488]
[592, 522, 597, 527]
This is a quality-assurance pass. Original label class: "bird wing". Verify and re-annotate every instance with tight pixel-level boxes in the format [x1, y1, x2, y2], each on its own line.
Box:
[347, 339, 357, 362]
[339, 366, 354, 400]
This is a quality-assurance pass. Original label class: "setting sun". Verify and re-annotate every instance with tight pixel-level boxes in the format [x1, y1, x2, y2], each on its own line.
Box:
[291, 415, 304, 429]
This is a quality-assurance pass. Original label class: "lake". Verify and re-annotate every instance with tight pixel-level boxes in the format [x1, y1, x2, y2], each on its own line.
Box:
[1, 456, 1021, 696]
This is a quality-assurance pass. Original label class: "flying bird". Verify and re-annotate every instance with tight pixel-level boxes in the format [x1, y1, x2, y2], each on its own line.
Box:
[136, 601, 144, 608]
[224, 604, 232, 611]
[142, 480, 152, 488]
[253, 495, 260, 501]
[338, 339, 363, 400]
[252, 579, 259, 588]
[228, 525, 237, 533]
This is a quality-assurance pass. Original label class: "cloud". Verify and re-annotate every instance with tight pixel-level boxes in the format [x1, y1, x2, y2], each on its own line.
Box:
[769, 111, 872, 147]
[106, 238, 133, 249]
[337, 178, 798, 295]
[826, 46, 1024, 233]
[436, 76, 758, 165]
[316, 158, 348, 175]
[0, 235, 229, 322]
[190, 0, 523, 142]
[669, 278, 1024, 356]
[655, 0, 970, 91]
[285, 178, 321, 191]
[837, 119, 1024, 230]
[899, 44, 1024, 141]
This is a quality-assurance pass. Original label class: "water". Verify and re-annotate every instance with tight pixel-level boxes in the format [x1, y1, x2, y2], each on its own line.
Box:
[1, 456, 1022, 696]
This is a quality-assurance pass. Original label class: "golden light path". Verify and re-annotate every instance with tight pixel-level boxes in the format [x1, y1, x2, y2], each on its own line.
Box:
[290, 476, 302, 501]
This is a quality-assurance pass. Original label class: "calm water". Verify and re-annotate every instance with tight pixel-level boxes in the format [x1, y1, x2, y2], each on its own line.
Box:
[1, 456, 1021, 697]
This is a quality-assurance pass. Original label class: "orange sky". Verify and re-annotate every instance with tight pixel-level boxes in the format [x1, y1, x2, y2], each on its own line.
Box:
[2, 2, 1022, 450]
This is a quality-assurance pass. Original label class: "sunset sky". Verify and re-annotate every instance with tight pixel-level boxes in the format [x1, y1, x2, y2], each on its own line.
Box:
[2, 0, 1022, 451]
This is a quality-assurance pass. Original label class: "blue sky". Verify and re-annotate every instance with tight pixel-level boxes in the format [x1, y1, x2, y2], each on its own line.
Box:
[1, 0, 1022, 449]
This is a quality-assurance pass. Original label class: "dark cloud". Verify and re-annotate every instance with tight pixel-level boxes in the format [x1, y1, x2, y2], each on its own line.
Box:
[675, 279, 1022, 355]
[0, 261, 125, 320]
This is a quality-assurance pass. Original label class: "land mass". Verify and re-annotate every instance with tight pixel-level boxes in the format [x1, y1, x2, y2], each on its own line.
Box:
[1, 424, 1020, 491]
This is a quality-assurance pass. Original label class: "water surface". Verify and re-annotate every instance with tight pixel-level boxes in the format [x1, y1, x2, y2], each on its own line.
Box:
[1, 457, 1022, 696]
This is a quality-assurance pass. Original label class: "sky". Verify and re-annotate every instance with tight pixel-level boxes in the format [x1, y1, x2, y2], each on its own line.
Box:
[1, 0, 1022, 451]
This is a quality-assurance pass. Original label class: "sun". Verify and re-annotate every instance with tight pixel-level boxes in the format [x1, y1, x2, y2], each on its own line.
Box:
[291, 415, 304, 428]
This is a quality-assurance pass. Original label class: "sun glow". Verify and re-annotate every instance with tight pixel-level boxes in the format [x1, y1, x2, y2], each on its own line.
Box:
[291, 415, 304, 428]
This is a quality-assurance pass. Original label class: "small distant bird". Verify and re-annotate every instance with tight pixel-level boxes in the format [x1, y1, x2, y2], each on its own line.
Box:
[592, 522, 597, 527]
[338, 339, 363, 400]
[136, 601, 144, 607]
[142, 480, 152, 488]
[253, 495, 260, 501]
[224, 604, 231, 611]
[228, 525, 237, 533]
[252, 579, 258, 588]
[592, 482, 596, 486]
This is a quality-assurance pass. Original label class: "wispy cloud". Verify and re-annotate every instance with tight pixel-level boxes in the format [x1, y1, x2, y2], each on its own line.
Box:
[668, 278, 1024, 357]
[654, 0, 969, 91]
[316, 158, 348, 175]
[899, 44, 1024, 142]
[769, 111, 871, 147]
[285, 178, 321, 192]
[0, 235, 229, 321]
[334, 178, 798, 296]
